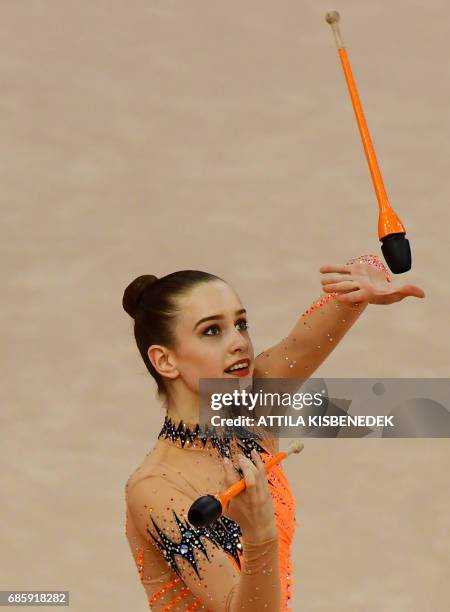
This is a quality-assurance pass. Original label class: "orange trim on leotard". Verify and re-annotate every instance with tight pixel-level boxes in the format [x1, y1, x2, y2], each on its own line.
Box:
[136, 546, 145, 582]
[137, 542, 213, 612]
[148, 576, 181, 606]
[261, 452, 296, 610]
[161, 587, 190, 611]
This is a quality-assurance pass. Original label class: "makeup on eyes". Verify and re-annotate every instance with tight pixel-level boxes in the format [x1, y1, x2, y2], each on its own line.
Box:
[202, 318, 248, 336]
[193, 309, 247, 331]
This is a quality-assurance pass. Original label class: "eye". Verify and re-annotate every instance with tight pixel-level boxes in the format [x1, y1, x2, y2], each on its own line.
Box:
[236, 318, 249, 331]
[203, 324, 221, 336]
[202, 319, 249, 337]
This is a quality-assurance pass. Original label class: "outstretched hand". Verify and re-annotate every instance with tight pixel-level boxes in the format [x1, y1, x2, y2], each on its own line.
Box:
[320, 261, 426, 305]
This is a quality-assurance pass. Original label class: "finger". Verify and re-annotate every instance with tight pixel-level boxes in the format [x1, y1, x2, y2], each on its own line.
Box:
[223, 456, 240, 487]
[322, 280, 359, 293]
[250, 448, 266, 474]
[399, 285, 426, 299]
[238, 455, 257, 489]
[239, 453, 258, 475]
[321, 274, 353, 284]
[320, 264, 352, 274]
[250, 449, 271, 493]
[335, 289, 366, 304]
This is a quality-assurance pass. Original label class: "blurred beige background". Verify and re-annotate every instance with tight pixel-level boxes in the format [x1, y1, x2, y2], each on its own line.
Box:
[1, 0, 449, 610]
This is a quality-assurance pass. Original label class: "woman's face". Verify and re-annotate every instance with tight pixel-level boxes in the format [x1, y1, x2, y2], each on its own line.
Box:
[169, 280, 255, 393]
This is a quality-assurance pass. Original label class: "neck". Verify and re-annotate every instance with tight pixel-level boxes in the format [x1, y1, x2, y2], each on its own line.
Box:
[164, 381, 200, 425]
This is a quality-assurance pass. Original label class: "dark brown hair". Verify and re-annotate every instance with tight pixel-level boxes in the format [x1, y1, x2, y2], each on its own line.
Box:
[122, 270, 224, 400]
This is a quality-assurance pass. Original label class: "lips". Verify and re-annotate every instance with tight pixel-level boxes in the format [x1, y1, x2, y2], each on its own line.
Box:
[224, 358, 250, 374]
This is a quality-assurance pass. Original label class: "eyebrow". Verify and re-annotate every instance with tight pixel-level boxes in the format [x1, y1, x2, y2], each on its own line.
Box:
[194, 309, 247, 331]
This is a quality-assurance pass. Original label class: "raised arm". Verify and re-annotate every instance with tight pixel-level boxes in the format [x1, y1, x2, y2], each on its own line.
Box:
[254, 289, 366, 380]
[253, 253, 425, 380]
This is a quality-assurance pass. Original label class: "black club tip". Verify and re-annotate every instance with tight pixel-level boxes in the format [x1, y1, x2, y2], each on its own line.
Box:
[381, 233, 412, 274]
[188, 495, 223, 528]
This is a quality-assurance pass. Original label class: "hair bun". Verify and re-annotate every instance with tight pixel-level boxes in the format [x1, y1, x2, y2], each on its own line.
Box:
[122, 274, 159, 319]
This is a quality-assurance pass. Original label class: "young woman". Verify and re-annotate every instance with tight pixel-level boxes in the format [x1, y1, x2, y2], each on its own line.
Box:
[123, 255, 424, 611]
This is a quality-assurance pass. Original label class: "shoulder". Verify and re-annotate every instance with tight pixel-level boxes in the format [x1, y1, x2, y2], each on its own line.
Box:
[125, 461, 172, 504]
[126, 472, 188, 541]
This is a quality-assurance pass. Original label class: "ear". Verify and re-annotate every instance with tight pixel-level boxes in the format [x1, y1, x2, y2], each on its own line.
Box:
[147, 345, 179, 380]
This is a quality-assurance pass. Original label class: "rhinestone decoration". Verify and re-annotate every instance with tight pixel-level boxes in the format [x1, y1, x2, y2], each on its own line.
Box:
[149, 510, 243, 579]
[158, 416, 268, 460]
[345, 253, 392, 282]
[153, 417, 274, 579]
[154, 419, 292, 601]
[301, 253, 391, 317]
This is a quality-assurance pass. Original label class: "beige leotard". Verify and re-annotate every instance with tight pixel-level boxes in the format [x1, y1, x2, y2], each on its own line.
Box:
[125, 417, 296, 611]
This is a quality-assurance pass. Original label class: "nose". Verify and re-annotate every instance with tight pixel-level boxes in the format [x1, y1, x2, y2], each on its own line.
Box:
[228, 325, 249, 354]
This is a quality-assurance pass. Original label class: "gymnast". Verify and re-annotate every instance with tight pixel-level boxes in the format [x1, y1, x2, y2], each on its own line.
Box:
[123, 256, 425, 611]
